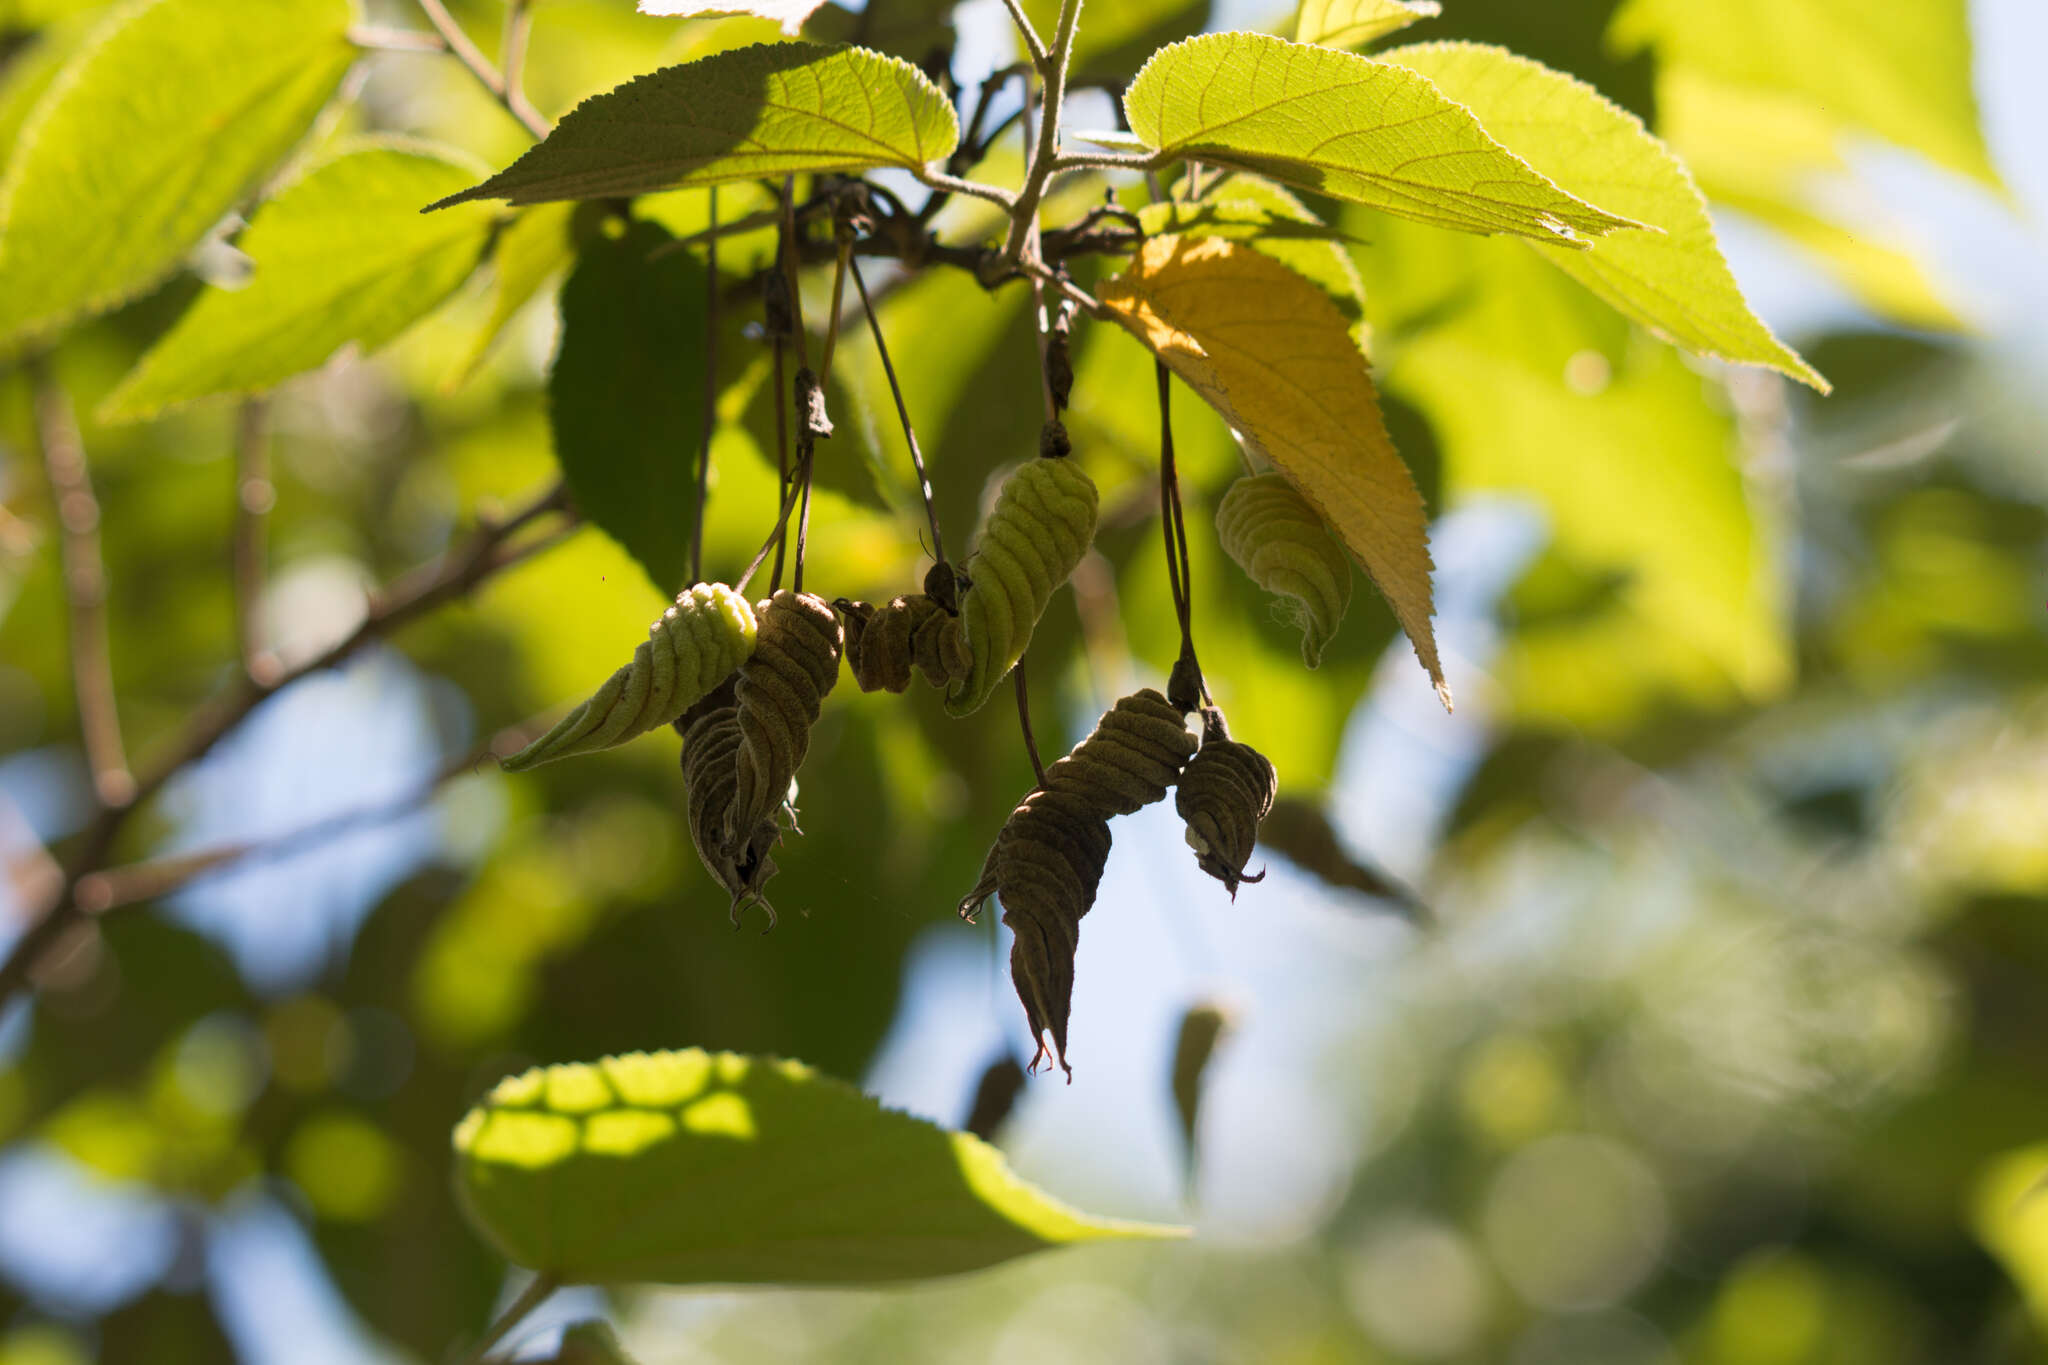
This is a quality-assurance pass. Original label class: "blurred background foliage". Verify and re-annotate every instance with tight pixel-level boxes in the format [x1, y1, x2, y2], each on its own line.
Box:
[1, 0, 2046, 1361]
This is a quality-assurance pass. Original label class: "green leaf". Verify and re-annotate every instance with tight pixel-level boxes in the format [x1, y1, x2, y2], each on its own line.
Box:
[0, 13, 94, 182]
[638, 1, 824, 32]
[0, 0, 357, 347]
[99, 143, 498, 421]
[1123, 32, 1641, 246]
[433, 42, 958, 209]
[804, 0, 957, 65]
[1294, 0, 1438, 49]
[448, 201, 578, 387]
[1649, 64, 1964, 332]
[1139, 174, 1368, 340]
[550, 216, 710, 596]
[1383, 41, 1826, 391]
[1610, 0, 2000, 191]
[1025, 0, 1209, 81]
[452, 1050, 1182, 1284]
[1357, 214, 1788, 730]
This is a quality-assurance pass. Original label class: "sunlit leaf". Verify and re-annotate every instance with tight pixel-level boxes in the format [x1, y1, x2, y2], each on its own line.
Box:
[638, 0, 824, 34]
[1972, 1143, 2048, 1333]
[1610, 0, 2000, 190]
[1294, 0, 1438, 49]
[1123, 33, 1641, 246]
[100, 143, 499, 420]
[433, 42, 958, 208]
[1384, 41, 1826, 390]
[0, 0, 357, 347]
[449, 202, 578, 387]
[550, 216, 711, 595]
[452, 1051, 1184, 1284]
[1139, 174, 1368, 340]
[1651, 66, 1964, 332]
[1100, 235, 1448, 706]
[0, 12, 94, 182]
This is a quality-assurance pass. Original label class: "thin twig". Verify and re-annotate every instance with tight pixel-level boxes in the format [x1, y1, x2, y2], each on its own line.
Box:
[30, 358, 132, 809]
[233, 398, 278, 686]
[500, 0, 538, 130]
[458, 1274, 560, 1365]
[690, 188, 719, 584]
[1015, 655, 1048, 787]
[818, 235, 851, 387]
[913, 167, 1016, 211]
[792, 461, 815, 595]
[736, 455, 811, 595]
[848, 257, 946, 566]
[0, 482, 578, 1011]
[769, 338, 790, 592]
[999, 0, 1050, 68]
[1051, 149, 1169, 175]
[346, 24, 447, 52]
[411, 0, 548, 138]
[1001, 0, 1083, 268]
[1156, 362, 1209, 705]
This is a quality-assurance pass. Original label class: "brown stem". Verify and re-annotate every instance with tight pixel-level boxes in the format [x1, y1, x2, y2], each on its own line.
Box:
[690, 187, 719, 584]
[1015, 654, 1048, 788]
[0, 481, 577, 1011]
[1000, 0, 1082, 269]
[233, 398, 278, 686]
[848, 256, 947, 566]
[31, 358, 132, 809]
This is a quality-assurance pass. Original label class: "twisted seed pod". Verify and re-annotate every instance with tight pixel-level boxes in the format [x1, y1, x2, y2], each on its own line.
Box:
[678, 679, 782, 926]
[503, 583, 757, 771]
[726, 590, 841, 855]
[945, 457, 1099, 717]
[957, 689, 1196, 1075]
[835, 594, 968, 693]
[1215, 472, 1353, 668]
[1176, 712, 1277, 897]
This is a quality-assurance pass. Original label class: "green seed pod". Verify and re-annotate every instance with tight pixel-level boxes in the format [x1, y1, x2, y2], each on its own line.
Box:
[1176, 711, 1277, 897]
[503, 583, 757, 771]
[678, 679, 781, 926]
[946, 458, 1099, 717]
[1215, 472, 1352, 667]
[835, 594, 967, 694]
[726, 590, 841, 856]
[956, 688, 1197, 1075]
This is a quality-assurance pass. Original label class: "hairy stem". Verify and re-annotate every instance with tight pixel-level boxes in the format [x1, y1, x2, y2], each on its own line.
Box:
[1001, 0, 1083, 269]
[31, 358, 132, 809]
[999, 0, 1050, 68]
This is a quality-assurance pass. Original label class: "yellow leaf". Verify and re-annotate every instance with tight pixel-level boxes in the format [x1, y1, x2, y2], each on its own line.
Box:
[1099, 236, 1448, 708]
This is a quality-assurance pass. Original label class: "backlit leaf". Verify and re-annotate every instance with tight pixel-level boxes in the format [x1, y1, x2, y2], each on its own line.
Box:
[452, 1050, 1183, 1284]
[1139, 174, 1368, 340]
[433, 42, 957, 208]
[549, 216, 709, 595]
[638, 0, 825, 34]
[449, 201, 578, 387]
[1294, 0, 1438, 49]
[1100, 235, 1448, 706]
[0, 0, 357, 347]
[1384, 41, 1826, 390]
[101, 142, 499, 421]
[1610, 0, 2000, 190]
[1123, 32, 1641, 246]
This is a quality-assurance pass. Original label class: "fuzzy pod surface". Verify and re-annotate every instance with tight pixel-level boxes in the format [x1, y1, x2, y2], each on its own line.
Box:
[837, 594, 967, 694]
[1176, 714, 1277, 896]
[946, 457, 1099, 716]
[1215, 472, 1352, 667]
[504, 583, 757, 770]
[958, 688, 1197, 1074]
[727, 590, 842, 855]
[679, 680, 783, 925]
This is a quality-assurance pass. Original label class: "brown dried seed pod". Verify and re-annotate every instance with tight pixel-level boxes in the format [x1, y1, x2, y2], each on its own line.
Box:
[726, 590, 841, 855]
[958, 786, 1113, 1079]
[957, 688, 1197, 1076]
[677, 679, 781, 926]
[834, 594, 967, 693]
[1176, 711, 1278, 897]
[1039, 687, 1197, 816]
